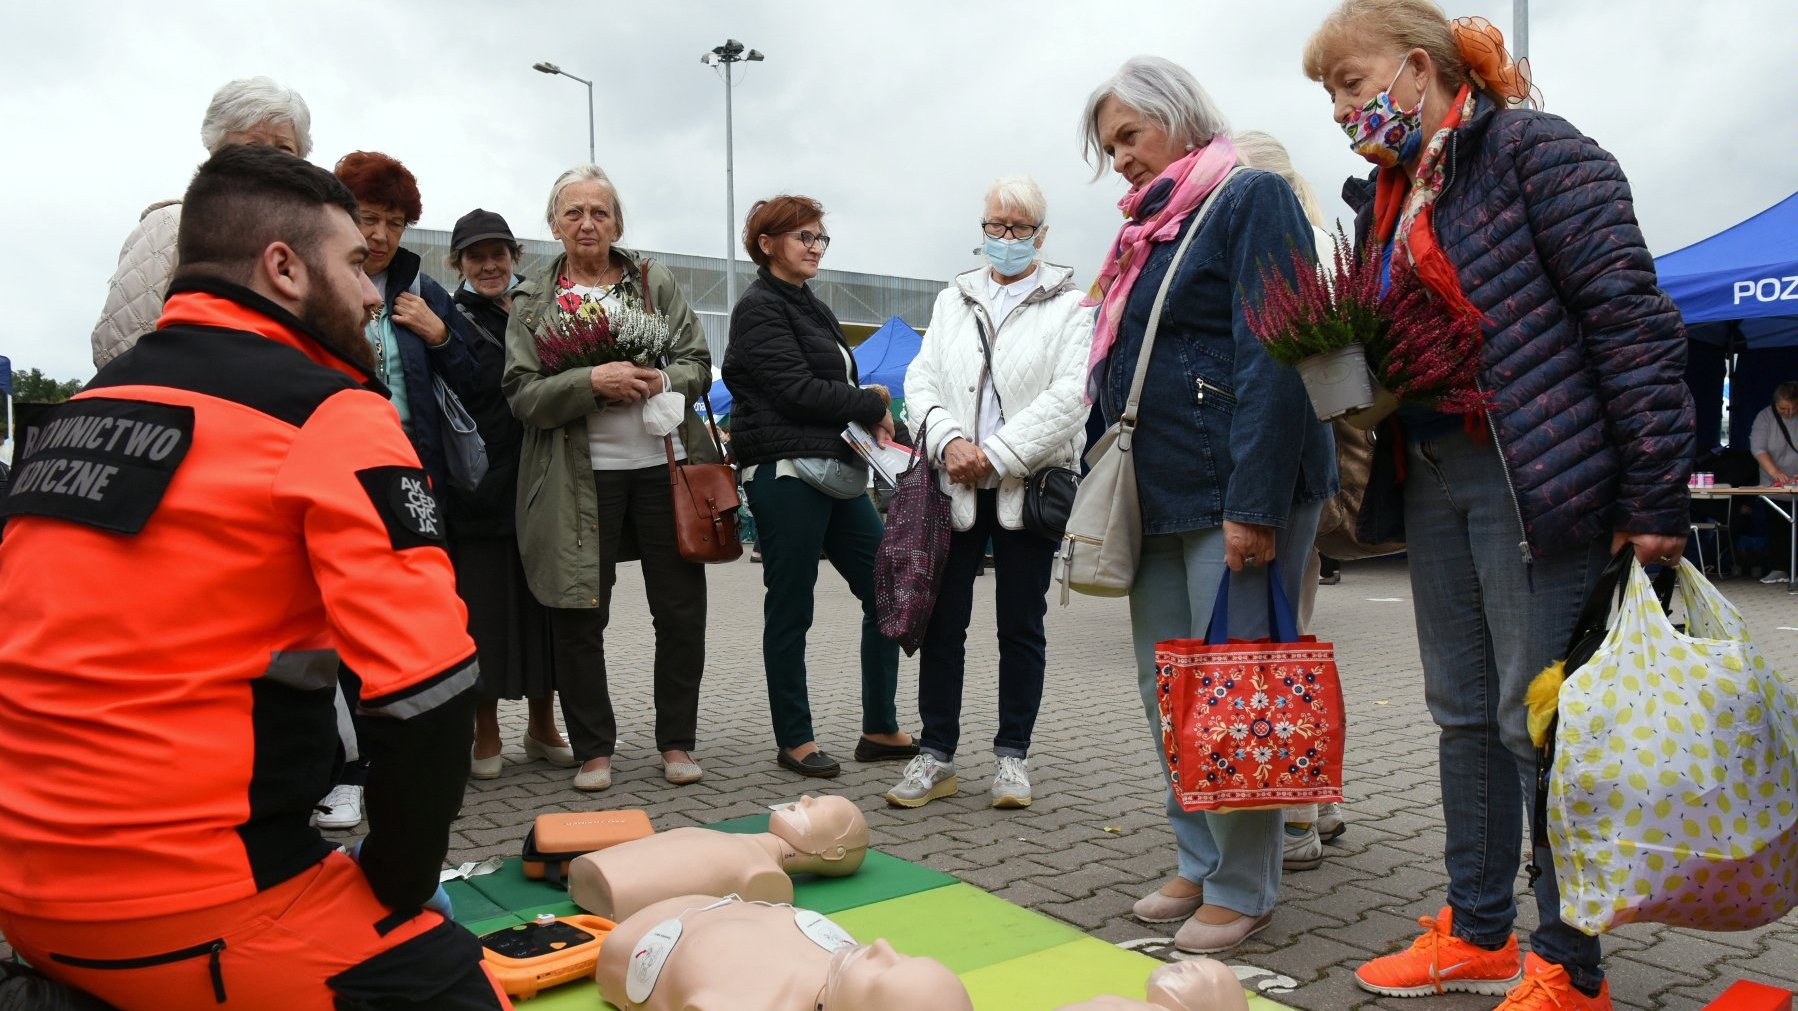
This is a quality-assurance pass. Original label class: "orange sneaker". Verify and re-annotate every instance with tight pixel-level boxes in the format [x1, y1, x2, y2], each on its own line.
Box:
[1354, 907, 1524, 998]
[1493, 953, 1612, 1010]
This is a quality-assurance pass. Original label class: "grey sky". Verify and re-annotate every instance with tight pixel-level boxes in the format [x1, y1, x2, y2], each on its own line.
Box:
[2, 0, 1792, 384]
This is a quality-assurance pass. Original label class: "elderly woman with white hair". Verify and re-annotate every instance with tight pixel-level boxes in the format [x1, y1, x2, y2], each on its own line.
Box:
[503, 165, 719, 792]
[91, 76, 312, 367]
[883, 175, 1092, 812]
[1080, 57, 1336, 954]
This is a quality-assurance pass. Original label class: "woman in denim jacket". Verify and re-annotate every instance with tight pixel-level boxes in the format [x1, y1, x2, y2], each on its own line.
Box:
[1080, 56, 1337, 956]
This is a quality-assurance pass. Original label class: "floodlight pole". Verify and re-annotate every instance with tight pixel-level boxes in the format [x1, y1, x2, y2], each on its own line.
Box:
[703, 40, 764, 311]
[1513, 0, 1528, 60]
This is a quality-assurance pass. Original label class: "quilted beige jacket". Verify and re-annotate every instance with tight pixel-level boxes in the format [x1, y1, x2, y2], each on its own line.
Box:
[91, 200, 182, 368]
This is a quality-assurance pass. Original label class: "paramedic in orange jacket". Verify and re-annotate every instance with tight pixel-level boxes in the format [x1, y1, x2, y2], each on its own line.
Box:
[0, 146, 510, 1010]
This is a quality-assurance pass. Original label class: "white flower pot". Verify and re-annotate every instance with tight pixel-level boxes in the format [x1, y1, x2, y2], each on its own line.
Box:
[1296, 344, 1376, 423]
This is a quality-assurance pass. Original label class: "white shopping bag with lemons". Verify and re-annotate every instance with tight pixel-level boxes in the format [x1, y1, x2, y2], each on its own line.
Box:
[1544, 557, 1798, 934]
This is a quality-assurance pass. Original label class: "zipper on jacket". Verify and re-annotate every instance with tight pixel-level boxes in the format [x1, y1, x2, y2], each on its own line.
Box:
[53, 938, 228, 1003]
[1193, 377, 1236, 406]
[1441, 130, 1531, 569]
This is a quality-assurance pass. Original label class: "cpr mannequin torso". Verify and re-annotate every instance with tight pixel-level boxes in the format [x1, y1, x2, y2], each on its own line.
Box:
[1055, 959, 1249, 1011]
[570, 795, 868, 921]
[595, 894, 973, 1011]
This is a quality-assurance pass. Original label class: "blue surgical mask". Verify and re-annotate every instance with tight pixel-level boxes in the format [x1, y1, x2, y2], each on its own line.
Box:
[983, 235, 1038, 277]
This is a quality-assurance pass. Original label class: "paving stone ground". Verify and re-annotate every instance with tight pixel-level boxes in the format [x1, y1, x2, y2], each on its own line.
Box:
[11, 553, 1790, 1008]
[424, 554, 1798, 1010]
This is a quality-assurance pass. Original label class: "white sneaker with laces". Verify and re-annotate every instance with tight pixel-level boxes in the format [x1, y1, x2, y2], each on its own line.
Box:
[884, 754, 957, 809]
[991, 756, 1032, 809]
[315, 784, 363, 829]
[1317, 801, 1346, 841]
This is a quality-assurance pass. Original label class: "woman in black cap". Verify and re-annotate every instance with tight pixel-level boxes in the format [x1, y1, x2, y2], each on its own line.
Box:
[446, 208, 575, 780]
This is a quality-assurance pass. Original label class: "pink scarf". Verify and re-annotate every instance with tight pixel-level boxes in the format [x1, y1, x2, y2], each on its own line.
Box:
[1085, 136, 1240, 392]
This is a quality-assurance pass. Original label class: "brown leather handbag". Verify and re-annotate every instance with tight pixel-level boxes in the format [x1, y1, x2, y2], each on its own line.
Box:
[639, 259, 743, 564]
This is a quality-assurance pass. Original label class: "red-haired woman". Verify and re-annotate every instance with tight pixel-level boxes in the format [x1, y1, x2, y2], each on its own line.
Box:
[1303, 3, 1693, 1008]
[721, 195, 917, 778]
[320, 151, 482, 830]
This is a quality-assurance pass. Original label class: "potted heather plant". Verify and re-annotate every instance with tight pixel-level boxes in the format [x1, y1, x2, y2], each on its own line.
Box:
[1244, 228, 1387, 424]
[535, 292, 676, 375]
[1245, 229, 1489, 428]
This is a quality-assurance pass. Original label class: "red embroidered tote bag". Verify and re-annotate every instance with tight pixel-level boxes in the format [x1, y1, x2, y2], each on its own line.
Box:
[1156, 564, 1345, 812]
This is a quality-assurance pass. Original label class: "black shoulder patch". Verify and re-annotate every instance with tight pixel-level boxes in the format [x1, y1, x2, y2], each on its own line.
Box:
[93, 327, 363, 428]
[1, 399, 195, 534]
[356, 466, 446, 549]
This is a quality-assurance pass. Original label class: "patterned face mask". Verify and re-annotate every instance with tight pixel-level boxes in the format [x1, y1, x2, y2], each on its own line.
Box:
[1343, 63, 1427, 168]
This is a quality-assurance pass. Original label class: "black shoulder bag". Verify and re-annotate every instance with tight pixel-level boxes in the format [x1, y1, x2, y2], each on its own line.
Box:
[970, 311, 1079, 543]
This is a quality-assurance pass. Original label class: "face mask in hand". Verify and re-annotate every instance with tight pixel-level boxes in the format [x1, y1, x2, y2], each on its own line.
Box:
[982, 235, 1038, 277]
[1343, 62, 1427, 168]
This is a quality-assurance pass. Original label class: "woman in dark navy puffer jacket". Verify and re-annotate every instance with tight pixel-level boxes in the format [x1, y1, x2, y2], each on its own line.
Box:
[1304, 4, 1694, 1010]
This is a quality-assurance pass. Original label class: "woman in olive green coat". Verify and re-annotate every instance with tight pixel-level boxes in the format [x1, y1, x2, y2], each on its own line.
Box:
[503, 164, 720, 792]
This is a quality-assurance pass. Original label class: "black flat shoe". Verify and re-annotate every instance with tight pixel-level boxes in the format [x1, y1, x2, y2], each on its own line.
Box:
[777, 748, 841, 778]
[853, 736, 921, 763]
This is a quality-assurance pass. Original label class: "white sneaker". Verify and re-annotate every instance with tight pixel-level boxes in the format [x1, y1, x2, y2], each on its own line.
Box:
[1317, 801, 1346, 842]
[1282, 822, 1323, 871]
[991, 756, 1032, 809]
[1761, 570, 1789, 584]
[884, 754, 957, 809]
[315, 784, 363, 829]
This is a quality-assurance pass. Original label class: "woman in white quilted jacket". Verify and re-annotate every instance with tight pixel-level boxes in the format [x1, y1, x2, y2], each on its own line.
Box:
[90, 77, 312, 369]
[883, 175, 1094, 812]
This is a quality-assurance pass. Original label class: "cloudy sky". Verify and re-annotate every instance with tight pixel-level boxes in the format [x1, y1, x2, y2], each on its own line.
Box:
[2, 0, 1792, 385]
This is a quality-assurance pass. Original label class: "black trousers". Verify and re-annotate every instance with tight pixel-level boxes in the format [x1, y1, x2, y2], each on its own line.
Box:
[552, 465, 707, 759]
[916, 491, 1054, 760]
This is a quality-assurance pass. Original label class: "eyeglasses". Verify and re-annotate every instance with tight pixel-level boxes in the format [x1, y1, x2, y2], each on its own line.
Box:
[981, 220, 1041, 240]
[784, 230, 832, 251]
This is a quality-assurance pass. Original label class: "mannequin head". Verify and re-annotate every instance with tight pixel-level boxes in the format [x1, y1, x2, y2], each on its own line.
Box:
[1145, 958, 1248, 1010]
[820, 940, 973, 1011]
[768, 795, 869, 874]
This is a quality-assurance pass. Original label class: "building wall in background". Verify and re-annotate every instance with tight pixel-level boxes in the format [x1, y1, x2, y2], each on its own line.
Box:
[406, 228, 944, 359]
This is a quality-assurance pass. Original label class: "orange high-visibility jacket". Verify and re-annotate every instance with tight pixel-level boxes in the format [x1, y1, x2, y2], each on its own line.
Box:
[0, 279, 479, 921]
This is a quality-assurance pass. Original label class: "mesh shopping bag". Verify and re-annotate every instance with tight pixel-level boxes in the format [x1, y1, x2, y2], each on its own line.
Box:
[873, 437, 952, 656]
[1156, 564, 1346, 812]
[1542, 556, 1798, 933]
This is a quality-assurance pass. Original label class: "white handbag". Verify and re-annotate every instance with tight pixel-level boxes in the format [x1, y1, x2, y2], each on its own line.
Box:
[1058, 168, 1243, 601]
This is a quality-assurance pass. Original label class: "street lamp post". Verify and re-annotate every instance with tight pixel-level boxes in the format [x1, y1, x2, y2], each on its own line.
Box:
[532, 61, 595, 165]
[700, 40, 763, 310]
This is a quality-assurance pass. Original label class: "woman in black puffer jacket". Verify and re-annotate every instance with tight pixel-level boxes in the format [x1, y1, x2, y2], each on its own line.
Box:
[722, 194, 918, 779]
[1303, 3, 1693, 1008]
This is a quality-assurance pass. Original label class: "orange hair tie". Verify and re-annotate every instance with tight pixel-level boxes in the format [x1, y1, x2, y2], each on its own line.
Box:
[1451, 15, 1541, 108]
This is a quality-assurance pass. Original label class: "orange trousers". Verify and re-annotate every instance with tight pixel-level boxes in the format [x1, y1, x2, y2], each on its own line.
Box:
[0, 853, 512, 1010]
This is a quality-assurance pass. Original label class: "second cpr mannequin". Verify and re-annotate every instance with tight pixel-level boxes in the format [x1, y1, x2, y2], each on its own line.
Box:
[1055, 960, 1251, 1011]
[569, 794, 868, 920]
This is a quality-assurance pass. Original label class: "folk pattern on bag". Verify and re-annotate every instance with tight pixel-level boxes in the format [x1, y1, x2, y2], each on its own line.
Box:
[1549, 560, 1798, 934]
[1157, 642, 1343, 809]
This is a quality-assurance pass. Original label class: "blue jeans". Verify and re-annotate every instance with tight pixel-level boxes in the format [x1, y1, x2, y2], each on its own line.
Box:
[1406, 429, 1608, 990]
[1128, 500, 1322, 918]
[916, 491, 1054, 762]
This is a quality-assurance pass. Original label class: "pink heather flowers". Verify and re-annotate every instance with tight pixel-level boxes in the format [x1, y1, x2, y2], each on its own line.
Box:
[1244, 227, 1491, 414]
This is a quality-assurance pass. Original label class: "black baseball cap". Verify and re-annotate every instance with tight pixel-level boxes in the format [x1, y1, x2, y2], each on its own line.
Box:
[450, 208, 516, 252]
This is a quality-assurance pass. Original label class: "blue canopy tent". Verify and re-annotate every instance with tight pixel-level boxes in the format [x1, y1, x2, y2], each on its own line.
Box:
[1656, 191, 1798, 325]
[1656, 193, 1798, 449]
[704, 316, 924, 421]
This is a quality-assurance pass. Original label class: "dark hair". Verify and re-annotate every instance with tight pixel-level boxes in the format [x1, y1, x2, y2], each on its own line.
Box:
[174, 144, 358, 284]
[1777, 381, 1798, 405]
[333, 150, 423, 223]
[743, 195, 825, 268]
